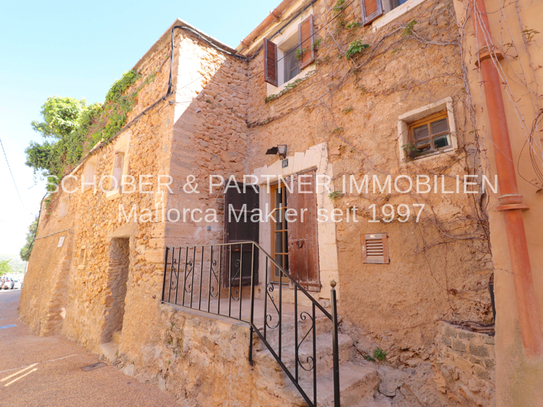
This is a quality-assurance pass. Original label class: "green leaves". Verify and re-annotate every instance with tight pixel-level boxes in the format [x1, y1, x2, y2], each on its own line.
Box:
[20, 216, 38, 262]
[105, 70, 141, 103]
[345, 39, 369, 59]
[25, 70, 143, 185]
[0, 260, 12, 276]
[402, 20, 418, 37]
[31, 96, 87, 139]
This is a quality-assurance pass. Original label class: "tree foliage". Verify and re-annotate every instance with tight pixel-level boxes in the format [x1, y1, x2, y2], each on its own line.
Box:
[20, 216, 39, 262]
[0, 260, 12, 276]
[25, 70, 143, 188]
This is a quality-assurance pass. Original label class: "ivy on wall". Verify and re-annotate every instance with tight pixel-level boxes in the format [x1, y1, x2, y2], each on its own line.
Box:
[25, 69, 150, 189]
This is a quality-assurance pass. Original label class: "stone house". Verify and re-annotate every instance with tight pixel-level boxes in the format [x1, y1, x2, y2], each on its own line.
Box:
[19, 0, 543, 405]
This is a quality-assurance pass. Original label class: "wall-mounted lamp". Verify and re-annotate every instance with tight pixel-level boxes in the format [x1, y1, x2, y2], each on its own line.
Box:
[265, 144, 288, 160]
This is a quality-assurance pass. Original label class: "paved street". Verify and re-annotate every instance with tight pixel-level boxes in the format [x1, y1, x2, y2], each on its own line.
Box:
[0, 289, 178, 407]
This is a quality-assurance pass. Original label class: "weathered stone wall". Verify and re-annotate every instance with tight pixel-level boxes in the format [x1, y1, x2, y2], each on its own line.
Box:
[60, 29, 175, 353]
[20, 2, 500, 404]
[242, 0, 492, 367]
[19, 195, 74, 336]
[101, 237, 130, 343]
[165, 31, 249, 249]
[111, 304, 309, 407]
[20, 22, 177, 354]
[433, 322, 495, 406]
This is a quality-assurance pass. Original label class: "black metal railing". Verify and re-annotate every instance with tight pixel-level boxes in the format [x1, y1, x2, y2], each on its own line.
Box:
[162, 241, 340, 407]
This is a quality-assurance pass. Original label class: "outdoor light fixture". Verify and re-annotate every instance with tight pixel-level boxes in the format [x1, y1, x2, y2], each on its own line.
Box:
[265, 144, 288, 160]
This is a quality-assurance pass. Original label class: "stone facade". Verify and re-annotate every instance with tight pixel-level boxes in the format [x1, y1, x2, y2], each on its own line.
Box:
[433, 322, 495, 406]
[18, 0, 508, 405]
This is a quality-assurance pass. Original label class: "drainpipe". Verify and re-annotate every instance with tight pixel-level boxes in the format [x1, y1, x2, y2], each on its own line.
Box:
[238, 0, 298, 53]
[471, 0, 543, 358]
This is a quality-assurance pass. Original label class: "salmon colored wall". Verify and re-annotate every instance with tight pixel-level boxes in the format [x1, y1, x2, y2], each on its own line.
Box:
[453, 0, 543, 405]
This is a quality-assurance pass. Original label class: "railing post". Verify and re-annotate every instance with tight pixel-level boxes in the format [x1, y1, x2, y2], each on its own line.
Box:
[331, 280, 340, 407]
[248, 243, 256, 365]
[161, 247, 169, 302]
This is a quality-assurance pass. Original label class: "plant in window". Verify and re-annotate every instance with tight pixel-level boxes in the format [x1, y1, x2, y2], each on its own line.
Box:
[407, 112, 451, 159]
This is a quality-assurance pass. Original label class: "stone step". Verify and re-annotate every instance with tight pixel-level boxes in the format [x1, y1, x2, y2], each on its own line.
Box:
[254, 333, 354, 386]
[283, 362, 381, 407]
[254, 315, 333, 350]
[112, 330, 122, 345]
[99, 341, 119, 364]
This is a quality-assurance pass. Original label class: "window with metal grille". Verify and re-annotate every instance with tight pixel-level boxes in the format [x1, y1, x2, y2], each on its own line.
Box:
[361, 233, 390, 264]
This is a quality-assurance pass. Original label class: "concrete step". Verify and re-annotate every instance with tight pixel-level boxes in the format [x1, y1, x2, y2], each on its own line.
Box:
[112, 330, 122, 345]
[282, 362, 380, 407]
[254, 333, 354, 386]
[99, 341, 119, 364]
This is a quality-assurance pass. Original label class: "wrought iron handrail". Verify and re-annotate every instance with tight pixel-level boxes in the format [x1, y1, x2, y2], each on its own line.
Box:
[162, 241, 340, 407]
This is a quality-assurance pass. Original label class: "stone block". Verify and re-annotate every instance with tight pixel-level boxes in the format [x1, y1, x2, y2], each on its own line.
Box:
[441, 335, 452, 347]
[473, 366, 491, 381]
[452, 339, 467, 353]
[458, 330, 475, 340]
[470, 344, 489, 357]
[444, 324, 458, 338]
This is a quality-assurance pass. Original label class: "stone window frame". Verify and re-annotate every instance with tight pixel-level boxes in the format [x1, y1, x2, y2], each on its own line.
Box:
[371, 0, 428, 31]
[265, 7, 317, 97]
[397, 97, 457, 164]
[78, 246, 87, 269]
[59, 196, 69, 218]
[106, 132, 131, 200]
[83, 156, 97, 193]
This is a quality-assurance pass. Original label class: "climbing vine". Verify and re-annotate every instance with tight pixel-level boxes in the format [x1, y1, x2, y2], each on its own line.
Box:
[25, 69, 153, 189]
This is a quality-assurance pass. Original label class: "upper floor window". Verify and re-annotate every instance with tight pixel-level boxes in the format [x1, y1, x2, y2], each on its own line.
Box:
[408, 112, 451, 159]
[361, 0, 412, 26]
[105, 131, 130, 200]
[83, 157, 97, 192]
[264, 15, 315, 87]
[397, 97, 457, 162]
[112, 152, 125, 191]
[284, 44, 301, 83]
[389, 0, 409, 10]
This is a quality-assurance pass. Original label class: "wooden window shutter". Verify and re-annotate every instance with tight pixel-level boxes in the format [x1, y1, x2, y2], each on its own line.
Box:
[264, 38, 278, 86]
[298, 15, 315, 70]
[361, 233, 389, 264]
[361, 0, 383, 26]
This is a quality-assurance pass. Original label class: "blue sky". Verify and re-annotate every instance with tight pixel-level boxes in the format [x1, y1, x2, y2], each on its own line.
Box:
[0, 0, 278, 259]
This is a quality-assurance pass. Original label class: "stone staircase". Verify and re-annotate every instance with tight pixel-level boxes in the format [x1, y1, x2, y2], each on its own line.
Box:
[252, 314, 391, 406]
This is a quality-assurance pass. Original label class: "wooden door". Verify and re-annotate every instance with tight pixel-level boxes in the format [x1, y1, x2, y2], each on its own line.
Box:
[287, 170, 320, 291]
[223, 183, 259, 287]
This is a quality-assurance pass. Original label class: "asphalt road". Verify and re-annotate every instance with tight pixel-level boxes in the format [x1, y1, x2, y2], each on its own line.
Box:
[0, 289, 179, 407]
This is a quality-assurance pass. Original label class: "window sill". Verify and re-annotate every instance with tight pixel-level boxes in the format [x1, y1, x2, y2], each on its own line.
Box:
[266, 66, 316, 100]
[400, 147, 456, 166]
[372, 0, 427, 31]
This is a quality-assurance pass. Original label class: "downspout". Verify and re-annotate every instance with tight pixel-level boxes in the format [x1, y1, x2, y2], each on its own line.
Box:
[471, 0, 543, 358]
